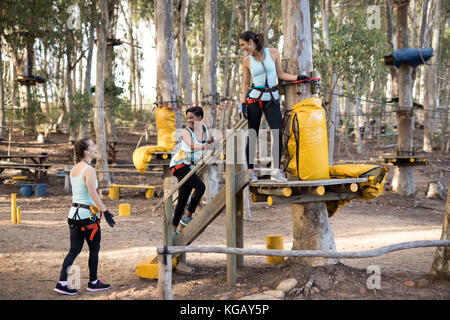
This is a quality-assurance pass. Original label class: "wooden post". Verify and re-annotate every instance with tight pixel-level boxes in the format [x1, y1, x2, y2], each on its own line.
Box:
[236, 132, 245, 267]
[163, 165, 173, 248]
[64, 165, 71, 193]
[226, 133, 237, 284]
[157, 253, 173, 300]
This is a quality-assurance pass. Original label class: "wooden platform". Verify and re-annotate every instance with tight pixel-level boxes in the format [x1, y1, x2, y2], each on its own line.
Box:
[250, 177, 368, 188]
[250, 177, 368, 205]
[380, 155, 428, 166]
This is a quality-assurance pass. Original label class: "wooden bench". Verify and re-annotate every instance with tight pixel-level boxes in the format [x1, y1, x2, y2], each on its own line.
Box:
[108, 184, 155, 200]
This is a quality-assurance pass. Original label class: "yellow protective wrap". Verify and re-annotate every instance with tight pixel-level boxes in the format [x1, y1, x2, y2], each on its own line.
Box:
[132, 107, 177, 173]
[155, 107, 176, 150]
[286, 97, 329, 180]
[326, 164, 389, 217]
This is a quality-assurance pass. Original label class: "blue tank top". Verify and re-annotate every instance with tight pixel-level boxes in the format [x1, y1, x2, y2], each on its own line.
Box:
[248, 48, 279, 101]
[68, 165, 98, 220]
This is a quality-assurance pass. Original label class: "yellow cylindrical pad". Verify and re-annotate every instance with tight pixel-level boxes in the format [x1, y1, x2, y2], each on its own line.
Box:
[119, 203, 131, 216]
[16, 207, 21, 224]
[266, 235, 284, 264]
[11, 193, 17, 224]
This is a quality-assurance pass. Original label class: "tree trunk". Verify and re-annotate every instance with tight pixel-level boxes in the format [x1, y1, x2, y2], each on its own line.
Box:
[178, 0, 192, 107]
[281, 0, 314, 107]
[428, 0, 441, 151]
[282, 0, 337, 265]
[396, 0, 415, 196]
[0, 43, 5, 140]
[104, 0, 118, 144]
[430, 178, 450, 278]
[202, 0, 219, 203]
[66, 49, 76, 142]
[291, 202, 338, 266]
[80, 21, 95, 139]
[127, 3, 136, 110]
[320, 0, 337, 164]
[94, 0, 111, 187]
[155, 0, 179, 124]
[384, 0, 398, 98]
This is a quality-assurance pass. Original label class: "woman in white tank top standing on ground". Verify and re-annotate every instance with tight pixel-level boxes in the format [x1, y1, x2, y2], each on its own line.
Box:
[54, 138, 115, 295]
[239, 31, 307, 182]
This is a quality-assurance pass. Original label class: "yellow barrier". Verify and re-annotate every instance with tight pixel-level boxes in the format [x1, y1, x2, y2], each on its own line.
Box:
[16, 207, 21, 224]
[266, 235, 284, 264]
[136, 254, 178, 279]
[119, 203, 131, 216]
[11, 193, 17, 224]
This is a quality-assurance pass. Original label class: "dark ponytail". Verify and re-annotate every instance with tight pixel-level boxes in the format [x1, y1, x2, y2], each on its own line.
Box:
[239, 31, 265, 53]
[74, 138, 91, 162]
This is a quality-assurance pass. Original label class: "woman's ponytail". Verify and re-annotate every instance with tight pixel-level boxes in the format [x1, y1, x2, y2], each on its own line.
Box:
[255, 33, 265, 52]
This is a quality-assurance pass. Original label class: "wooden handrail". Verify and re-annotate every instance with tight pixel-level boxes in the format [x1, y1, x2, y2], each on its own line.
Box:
[153, 118, 248, 212]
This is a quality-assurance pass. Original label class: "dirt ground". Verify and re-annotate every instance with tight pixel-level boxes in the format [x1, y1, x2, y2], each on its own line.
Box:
[0, 128, 449, 300]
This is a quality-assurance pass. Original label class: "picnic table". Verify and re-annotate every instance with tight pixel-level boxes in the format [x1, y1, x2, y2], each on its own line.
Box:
[0, 153, 51, 182]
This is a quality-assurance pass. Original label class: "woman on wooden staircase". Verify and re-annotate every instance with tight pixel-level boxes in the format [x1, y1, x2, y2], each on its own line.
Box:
[169, 107, 214, 237]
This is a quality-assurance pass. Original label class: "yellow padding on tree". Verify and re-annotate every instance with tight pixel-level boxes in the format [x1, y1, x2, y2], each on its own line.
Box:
[156, 107, 176, 151]
[132, 107, 177, 173]
[285, 97, 329, 180]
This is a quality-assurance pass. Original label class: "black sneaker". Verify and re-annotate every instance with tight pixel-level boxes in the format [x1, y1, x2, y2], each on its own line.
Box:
[87, 279, 111, 292]
[54, 282, 78, 296]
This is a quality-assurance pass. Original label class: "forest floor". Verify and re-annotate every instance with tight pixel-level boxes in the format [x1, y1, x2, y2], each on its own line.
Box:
[0, 128, 449, 301]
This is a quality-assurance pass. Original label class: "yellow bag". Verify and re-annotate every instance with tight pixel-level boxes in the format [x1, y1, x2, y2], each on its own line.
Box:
[284, 97, 329, 180]
[326, 164, 389, 217]
[329, 164, 389, 200]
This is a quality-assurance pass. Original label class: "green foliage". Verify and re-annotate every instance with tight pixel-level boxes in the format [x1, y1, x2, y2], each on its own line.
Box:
[314, 8, 388, 97]
[15, 92, 47, 132]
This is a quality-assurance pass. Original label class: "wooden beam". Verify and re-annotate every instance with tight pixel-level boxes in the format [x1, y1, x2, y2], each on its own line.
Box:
[267, 191, 362, 206]
[251, 193, 268, 203]
[250, 177, 368, 188]
[327, 182, 359, 193]
[256, 187, 292, 197]
[226, 134, 237, 285]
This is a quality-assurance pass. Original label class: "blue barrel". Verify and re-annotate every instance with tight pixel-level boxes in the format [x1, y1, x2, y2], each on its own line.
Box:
[35, 184, 47, 197]
[20, 184, 33, 197]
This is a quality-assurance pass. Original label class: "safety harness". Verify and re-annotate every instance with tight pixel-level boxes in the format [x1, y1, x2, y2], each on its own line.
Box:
[246, 57, 278, 110]
[72, 203, 101, 241]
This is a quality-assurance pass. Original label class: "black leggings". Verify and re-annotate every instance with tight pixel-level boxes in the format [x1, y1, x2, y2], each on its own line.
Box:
[246, 99, 283, 169]
[172, 165, 206, 228]
[59, 218, 101, 282]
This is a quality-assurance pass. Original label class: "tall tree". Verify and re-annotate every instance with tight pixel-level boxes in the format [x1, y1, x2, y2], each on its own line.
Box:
[94, 0, 111, 186]
[395, 0, 415, 196]
[202, 0, 219, 202]
[282, 0, 337, 266]
[423, 0, 442, 153]
[320, 0, 338, 163]
[155, 0, 179, 127]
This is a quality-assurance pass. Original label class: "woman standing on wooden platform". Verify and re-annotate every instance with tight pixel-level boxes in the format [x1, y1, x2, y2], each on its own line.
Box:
[54, 138, 116, 295]
[239, 30, 307, 183]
